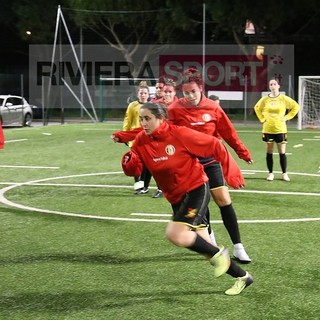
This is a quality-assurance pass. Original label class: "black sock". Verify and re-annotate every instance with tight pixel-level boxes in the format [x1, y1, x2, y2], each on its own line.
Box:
[226, 260, 246, 278]
[187, 234, 219, 257]
[141, 167, 152, 188]
[266, 153, 273, 173]
[279, 153, 287, 173]
[206, 208, 212, 234]
[188, 234, 246, 278]
[220, 204, 241, 244]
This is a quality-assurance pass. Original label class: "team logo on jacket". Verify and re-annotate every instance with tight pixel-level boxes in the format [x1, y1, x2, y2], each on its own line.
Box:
[202, 113, 211, 122]
[165, 145, 175, 155]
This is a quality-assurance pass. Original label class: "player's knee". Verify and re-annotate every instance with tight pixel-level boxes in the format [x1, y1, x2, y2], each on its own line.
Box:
[166, 231, 183, 246]
[211, 189, 231, 206]
[165, 227, 187, 247]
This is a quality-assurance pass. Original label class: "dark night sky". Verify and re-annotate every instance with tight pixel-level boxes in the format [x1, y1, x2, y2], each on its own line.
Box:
[0, 10, 319, 98]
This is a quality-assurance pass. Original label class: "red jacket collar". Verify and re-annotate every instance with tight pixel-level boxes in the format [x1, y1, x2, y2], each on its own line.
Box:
[149, 121, 170, 141]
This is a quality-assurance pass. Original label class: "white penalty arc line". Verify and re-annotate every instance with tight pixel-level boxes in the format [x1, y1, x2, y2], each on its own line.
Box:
[130, 213, 320, 223]
[0, 182, 319, 197]
[0, 171, 319, 224]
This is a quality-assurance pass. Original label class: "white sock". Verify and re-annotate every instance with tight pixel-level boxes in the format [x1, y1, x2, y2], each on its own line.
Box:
[209, 232, 217, 246]
[234, 243, 244, 249]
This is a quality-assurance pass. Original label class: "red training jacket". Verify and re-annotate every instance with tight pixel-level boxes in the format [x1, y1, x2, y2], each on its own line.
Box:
[122, 121, 244, 204]
[113, 95, 251, 162]
[168, 95, 251, 162]
[0, 121, 4, 149]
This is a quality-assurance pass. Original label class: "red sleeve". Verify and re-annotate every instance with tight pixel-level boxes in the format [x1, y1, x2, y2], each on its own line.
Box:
[218, 146, 245, 189]
[0, 122, 4, 149]
[178, 127, 244, 189]
[121, 150, 143, 177]
[113, 127, 143, 143]
[215, 108, 252, 162]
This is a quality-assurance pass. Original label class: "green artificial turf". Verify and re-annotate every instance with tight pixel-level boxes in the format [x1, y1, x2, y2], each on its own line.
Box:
[0, 122, 319, 320]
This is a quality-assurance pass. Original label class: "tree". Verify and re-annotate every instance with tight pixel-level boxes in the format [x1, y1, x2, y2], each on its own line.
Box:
[9, 0, 320, 76]
[205, 0, 320, 45]
[64, 0, 205, 77]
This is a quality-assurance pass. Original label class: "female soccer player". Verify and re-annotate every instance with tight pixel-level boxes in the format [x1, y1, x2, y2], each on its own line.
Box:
[120, 102, 253, 296]
[167, 68, 253, 263]
[254, 78, 300, 181]
[151, 78, 165, 101]
[122, 81, 150, 194]
[148, 78, 179, 198]
[112, 70, 253, 263]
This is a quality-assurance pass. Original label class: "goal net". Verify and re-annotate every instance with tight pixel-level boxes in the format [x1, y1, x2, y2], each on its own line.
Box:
[298, 76, 320, 129]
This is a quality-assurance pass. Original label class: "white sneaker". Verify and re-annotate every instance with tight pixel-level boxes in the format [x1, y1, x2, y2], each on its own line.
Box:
[266, 173, 274, 181]
[209, 232, 217, 246]
[135, 187, 149, 195]
[233, 243, 251, 263]
[134, 181, 144, 190]
[282, 173, 290, 181]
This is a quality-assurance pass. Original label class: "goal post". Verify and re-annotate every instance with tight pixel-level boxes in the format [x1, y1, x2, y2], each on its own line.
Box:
[298, 76, 320, 130]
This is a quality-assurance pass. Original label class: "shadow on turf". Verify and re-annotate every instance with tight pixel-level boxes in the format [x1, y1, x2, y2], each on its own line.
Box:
[0, 287, 222, 314]
[0, 251, 201, 266]
[0, 254, 226, 314]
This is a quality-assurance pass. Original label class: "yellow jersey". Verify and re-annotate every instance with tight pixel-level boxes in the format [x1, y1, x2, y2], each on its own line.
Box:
[122, 100, 144, 147]
[254, 94, 300, 133]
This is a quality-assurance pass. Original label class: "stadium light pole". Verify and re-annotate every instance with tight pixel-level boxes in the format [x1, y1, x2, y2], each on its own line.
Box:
[202, 3, 206, 86]
[80, 27, 84, 118]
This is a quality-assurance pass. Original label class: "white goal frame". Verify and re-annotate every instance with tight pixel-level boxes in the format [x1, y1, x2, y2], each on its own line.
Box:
[298, 76, 320, 130]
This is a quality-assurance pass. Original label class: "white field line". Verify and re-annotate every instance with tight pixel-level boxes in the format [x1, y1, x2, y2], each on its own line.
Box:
[242, 169, 320, 177]
[132, 213, 171, 217]
[0, 171, 319, 224]
[130, 213, 320, 223]
[237, 130, 320, 134]
[0, 182, 18, 185]
[0, 165, 60, 169]
[230, 189, 320, 196]
[84, 128, 119, 131]
[0, 182, 318, 197]
[302, 138, 320, 141]
[5, 139, 28, 143]
[0, 182, 144, 189]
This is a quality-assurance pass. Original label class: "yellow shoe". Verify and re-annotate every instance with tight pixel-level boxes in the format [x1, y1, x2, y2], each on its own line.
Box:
[209, 246, 230, 278]
[225, 272, 253, 296]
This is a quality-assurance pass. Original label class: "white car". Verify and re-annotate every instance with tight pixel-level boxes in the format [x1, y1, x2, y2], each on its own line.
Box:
[0, 95, 33, 127]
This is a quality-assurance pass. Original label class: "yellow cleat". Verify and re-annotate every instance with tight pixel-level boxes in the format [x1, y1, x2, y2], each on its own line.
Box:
[225, 272, 253, 296]
[209, 246, 230, 278]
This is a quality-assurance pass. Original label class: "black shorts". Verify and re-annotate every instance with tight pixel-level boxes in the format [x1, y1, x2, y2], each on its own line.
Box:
[171, 183, 210, 230]
[262, 133, 287, 143]
[203, 161, 226, 189]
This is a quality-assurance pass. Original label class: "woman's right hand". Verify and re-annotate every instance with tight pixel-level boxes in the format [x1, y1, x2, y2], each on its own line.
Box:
[111, 135, 120, 143]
